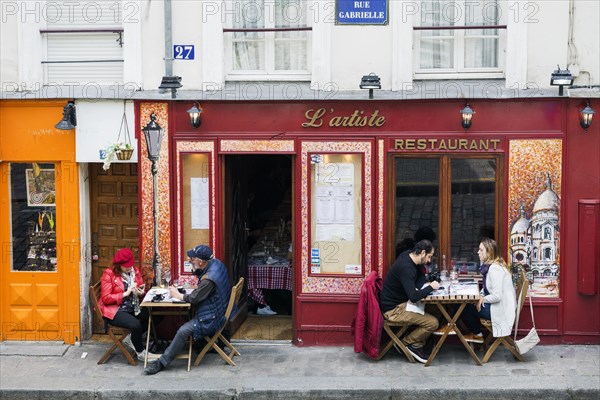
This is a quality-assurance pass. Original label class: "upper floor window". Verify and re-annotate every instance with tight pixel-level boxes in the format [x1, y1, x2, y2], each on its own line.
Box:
[225, 0, 311, 80]
[415, 0, 505, 79]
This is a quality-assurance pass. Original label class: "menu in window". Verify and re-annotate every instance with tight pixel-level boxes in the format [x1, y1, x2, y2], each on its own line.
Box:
[190, 177, 209, 229]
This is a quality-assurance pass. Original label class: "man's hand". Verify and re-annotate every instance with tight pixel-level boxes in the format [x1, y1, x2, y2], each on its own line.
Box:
[430, 281, 441, 290]
[169, 286, 183, 301]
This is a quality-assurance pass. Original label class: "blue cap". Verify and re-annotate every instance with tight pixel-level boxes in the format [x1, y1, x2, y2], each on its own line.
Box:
[187, 245, 213, 261]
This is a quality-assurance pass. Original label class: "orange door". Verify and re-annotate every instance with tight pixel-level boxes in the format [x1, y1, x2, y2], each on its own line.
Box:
[0, 101, 81, 344]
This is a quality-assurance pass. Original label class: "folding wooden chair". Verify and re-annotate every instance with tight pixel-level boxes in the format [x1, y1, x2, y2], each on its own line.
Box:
[481, 271, 528, 363]
[194, 277, 245, 366]
[89, 281, 138, 365]
[377, 320, 415, 362]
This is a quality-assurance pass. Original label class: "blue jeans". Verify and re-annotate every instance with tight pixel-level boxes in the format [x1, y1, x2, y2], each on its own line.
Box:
[461, 303, 491, 335]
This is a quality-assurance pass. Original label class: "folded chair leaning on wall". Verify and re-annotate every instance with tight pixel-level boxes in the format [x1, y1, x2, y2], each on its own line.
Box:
[194, 277, 245, 366]
[89, 281, 138, 365]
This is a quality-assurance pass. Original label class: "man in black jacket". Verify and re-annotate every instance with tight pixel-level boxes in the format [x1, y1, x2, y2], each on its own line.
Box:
[380, 240, 440, 363]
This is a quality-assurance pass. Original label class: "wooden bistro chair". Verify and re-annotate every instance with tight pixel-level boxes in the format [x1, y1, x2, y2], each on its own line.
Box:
[89, 281, 138, 366]
[480, 270, 528, 363]
[194, 277, 245, 367]
[377, 320, 416, 363]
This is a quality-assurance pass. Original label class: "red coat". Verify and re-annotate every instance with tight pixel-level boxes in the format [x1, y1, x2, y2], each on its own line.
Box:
[353, 271, 384, 359]
[98, 267, 143, 320]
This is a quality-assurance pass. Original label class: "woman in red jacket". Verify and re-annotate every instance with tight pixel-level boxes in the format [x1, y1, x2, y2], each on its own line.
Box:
[98, 248, 149, 361]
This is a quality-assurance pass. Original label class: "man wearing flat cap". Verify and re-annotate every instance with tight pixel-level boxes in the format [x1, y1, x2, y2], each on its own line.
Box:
[145, 245, 231, 374]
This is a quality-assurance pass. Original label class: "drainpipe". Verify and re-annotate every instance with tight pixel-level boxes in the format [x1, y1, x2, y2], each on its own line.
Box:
[164, 0, 173, 76]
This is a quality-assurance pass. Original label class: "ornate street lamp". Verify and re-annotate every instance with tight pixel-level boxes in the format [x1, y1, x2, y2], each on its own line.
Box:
[142, 113, 164, 286]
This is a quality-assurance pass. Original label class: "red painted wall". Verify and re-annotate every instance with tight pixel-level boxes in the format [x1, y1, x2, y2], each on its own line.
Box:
[562, 98, 600, 342]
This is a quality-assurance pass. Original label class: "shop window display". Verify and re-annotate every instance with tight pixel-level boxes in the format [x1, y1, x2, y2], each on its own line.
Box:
[9, 163, 57, 272]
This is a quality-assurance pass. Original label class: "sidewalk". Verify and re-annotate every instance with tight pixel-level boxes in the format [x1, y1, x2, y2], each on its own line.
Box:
[1, 340, 598, 400]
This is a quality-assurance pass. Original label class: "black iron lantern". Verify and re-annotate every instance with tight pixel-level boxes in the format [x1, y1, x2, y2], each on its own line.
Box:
[55, 101, 77, 130]
[580, 102, 595, 131]
[187, 103, 203, 128]
[142, 113, 163, 161]
[359, 73, 381, 99]
[460, 103, 475, 130]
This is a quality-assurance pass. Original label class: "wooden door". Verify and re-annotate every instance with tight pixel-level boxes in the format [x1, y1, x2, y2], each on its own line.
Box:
[89, 163, 139, 333]
[223, 156, 249, 333]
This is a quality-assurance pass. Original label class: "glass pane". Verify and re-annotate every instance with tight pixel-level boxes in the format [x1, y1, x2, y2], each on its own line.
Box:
[420, 38, 454, 69]
[310, 154, 363, 275]
[464, 38, 498, 68]
[10, 163, 58, 272]
[182, 153, 210, 273]
[275, 38, 307, 70]
[394, 158, 439, 259]
[450, 158, 496, 273]
[233, 40, 265, 70]
[466, 0, 499, 26]
[233, 0, 264, 29]
[232, 0, 265, 70]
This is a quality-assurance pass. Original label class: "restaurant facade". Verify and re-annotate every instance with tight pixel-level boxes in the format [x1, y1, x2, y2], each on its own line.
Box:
[132, 96, 599, 346]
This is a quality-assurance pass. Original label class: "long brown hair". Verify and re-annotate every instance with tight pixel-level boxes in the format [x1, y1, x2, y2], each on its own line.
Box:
[480, 238, 509, 270]
[110, 261, 133, 274]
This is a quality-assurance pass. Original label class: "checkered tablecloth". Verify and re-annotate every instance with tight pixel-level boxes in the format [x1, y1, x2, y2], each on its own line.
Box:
[247, 259, 292, 306]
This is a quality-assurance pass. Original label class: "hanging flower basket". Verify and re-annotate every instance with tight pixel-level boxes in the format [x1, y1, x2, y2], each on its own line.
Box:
[102, 102, 134, 170]
[116, 148, 134, 160]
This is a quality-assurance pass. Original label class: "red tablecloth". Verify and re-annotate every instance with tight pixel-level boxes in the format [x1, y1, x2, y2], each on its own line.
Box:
[247, 260, 292, 306]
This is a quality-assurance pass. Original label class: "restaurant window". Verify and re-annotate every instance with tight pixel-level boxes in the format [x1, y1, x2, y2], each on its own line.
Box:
[309, 153, 363, 275]
[393, 156, 502, 273]
[9, 163, 58, 272]
[225, 0, 311, 79]
[414, 0, 505, 78]
[181, 153, 211, 273]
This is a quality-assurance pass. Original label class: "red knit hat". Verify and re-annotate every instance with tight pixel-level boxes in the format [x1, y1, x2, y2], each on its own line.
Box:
[112, 248, 135, 267]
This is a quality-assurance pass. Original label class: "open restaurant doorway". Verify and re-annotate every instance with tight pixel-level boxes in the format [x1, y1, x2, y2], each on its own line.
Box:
[224, 155, 293, 341]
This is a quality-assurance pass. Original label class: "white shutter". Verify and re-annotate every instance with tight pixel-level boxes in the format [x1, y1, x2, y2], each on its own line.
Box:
[45, 0, 124, 84]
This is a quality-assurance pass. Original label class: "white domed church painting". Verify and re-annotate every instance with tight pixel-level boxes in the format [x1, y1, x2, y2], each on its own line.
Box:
[509, 140, 562, 298]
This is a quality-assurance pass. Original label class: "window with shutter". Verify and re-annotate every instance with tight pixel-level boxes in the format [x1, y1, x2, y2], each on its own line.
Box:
[42, 0, 124, 84]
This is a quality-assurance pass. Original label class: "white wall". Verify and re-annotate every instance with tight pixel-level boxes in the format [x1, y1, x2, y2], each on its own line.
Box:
[140, 0, 167, 90]
[75, 100, 137, 163]
[331, 25, 394, 91]
[0, 2, 20, 87]
[526, 1, 570, 87]
[570, 0, 600, 86]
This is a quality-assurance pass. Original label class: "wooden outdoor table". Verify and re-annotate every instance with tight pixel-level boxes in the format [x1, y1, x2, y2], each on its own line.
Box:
[421, 293, 482, 367]
[141, 288, 193, 371]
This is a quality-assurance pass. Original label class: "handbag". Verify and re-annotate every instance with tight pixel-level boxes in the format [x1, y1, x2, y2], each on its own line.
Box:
[513, 293, 540, 355]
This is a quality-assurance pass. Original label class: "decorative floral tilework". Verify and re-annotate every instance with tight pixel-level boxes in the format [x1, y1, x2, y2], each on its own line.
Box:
[220, 140, 294, 152]
[300, 141, 372, 295]
[139, 103, 171, 278]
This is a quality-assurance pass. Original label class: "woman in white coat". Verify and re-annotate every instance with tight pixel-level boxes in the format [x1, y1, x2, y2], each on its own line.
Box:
[461, 238, 517, 342]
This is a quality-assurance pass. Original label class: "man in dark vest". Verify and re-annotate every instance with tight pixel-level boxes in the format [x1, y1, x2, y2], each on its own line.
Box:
[145, 245, 231, 374]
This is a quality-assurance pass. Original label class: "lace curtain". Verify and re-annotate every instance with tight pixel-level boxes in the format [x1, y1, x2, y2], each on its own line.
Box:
[232, 0, 308, 71]
[419, 0, 498, 70]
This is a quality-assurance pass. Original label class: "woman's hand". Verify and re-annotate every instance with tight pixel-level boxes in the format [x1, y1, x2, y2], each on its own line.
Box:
[476, 296, 485, 312]
[123, 283, 136, 298]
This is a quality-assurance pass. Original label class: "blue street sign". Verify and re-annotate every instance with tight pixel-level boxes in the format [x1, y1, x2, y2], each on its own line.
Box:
[336, 0, 388, 25]
[173, 45, 195, 60]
